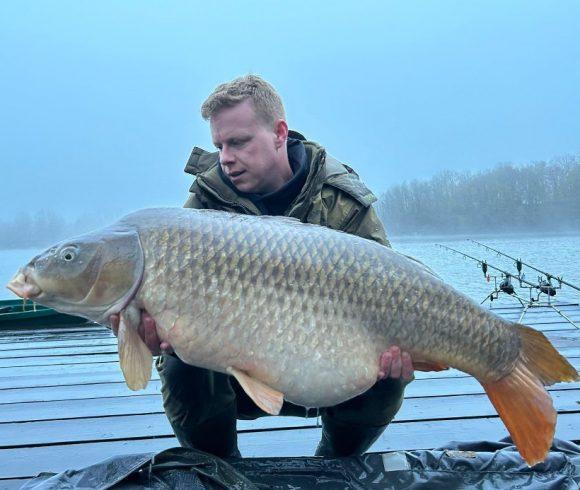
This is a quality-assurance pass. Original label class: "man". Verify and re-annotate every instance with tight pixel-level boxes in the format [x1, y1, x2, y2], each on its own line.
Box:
[112, 75, 414, 458]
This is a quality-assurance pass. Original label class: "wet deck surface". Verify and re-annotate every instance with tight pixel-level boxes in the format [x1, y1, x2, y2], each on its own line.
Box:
[1, 304, 579, 488]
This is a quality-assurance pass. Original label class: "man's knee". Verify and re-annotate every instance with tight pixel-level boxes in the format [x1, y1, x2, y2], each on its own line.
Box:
[315, 378, 406, 457]
[156, 354, 236, 428]
[324, 377, 406, 427]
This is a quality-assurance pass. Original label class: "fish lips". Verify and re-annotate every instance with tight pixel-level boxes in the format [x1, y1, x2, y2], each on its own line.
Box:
[6, 268, 42, 299]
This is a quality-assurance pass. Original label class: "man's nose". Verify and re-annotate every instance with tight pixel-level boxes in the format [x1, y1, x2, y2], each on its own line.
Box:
[219, 146, 235, 166]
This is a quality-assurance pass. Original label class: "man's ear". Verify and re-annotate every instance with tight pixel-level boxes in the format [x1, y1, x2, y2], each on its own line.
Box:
[273, 119, 289, 149]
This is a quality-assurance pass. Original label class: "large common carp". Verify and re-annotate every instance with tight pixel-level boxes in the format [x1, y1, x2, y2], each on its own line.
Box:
[6, 208, 579, 466]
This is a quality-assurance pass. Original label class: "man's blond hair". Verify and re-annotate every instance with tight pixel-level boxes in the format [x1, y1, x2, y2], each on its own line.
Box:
[201, 75, 286, 127]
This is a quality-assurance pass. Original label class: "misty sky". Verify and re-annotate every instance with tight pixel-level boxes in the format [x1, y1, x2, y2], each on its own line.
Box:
[1, 1, 579, 222]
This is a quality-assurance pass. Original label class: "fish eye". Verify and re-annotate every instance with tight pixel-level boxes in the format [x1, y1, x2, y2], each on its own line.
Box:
[60, 247, 77, 262]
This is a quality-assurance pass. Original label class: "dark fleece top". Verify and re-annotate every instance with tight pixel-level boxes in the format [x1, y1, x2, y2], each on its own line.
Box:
[217, 138, 310, 216]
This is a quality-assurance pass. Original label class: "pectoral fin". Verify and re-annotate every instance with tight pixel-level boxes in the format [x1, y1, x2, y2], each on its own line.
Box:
[227, 367, 283, 415]
[118, 312, 152, 390]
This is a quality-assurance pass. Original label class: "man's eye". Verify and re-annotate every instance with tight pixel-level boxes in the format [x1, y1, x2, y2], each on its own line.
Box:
[231, 139, 249, 147]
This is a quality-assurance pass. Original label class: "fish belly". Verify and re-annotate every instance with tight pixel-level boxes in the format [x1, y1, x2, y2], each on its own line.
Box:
[145, 289, 384, 407]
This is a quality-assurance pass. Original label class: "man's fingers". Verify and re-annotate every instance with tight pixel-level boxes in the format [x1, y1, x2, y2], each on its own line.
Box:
[378, 351, 392, 379]
[389, 346, 402, 379]
[137, 317, 146, 344]
[142, 313, 160, 355]
[401, 351, 414, 381]
[160, 341, 174, 354]
[110, 314, 120, 336]
[377, 346, 415, 382]
[111, 310, 169, 356]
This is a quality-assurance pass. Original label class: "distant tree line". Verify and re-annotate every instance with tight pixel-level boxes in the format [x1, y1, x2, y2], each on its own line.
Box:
[2, 155, 579, 248]
[376, 155, 580, 236]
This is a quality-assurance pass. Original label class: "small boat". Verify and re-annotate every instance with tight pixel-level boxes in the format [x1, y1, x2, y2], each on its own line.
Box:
[0, 298, 88, 328]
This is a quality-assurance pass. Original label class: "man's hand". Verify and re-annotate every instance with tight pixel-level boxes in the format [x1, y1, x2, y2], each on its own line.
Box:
[109, 311, 173, 356]
[377, 346, 414, 384]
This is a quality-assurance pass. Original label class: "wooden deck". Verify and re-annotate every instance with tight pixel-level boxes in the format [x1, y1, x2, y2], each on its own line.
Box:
[1, 304, 579, 488]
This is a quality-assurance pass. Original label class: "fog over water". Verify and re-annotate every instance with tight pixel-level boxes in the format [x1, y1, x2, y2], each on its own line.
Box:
[1, 0, 579, 245]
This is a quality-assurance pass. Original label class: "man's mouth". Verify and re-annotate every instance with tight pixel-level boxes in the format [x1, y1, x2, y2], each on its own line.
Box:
[228, 170, 245, 180]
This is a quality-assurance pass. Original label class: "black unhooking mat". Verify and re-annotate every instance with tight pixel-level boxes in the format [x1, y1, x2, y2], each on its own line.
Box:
[20, 438, 580, 489]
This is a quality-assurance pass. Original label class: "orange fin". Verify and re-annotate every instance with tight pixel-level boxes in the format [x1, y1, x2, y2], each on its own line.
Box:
[413, 359, 449, 372]
[481, 324, 579, 467]
[516, 324, 579, 384]
[482, 364, 555, 467]
[227, 367, 284, 415]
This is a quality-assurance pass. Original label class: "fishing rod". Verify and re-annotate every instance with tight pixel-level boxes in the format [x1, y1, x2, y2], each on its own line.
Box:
[434, 244, 541, 290]
[468, 239, 580, 293]
[437, 243, 579, 328]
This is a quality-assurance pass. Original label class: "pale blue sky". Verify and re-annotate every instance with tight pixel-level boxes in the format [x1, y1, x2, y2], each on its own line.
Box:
[1, 1, 579, 221]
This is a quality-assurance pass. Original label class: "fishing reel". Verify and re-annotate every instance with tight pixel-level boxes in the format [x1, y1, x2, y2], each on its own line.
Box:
[539, 279, 557, 297]
[481, 262, 515, 295]
[499, 276, 515, 295]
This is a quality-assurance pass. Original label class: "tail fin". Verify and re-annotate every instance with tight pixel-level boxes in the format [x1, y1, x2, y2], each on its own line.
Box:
[481, 324, 579, 467]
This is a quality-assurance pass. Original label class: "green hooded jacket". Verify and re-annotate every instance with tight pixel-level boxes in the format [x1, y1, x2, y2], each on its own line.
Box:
[182, 130, 391, 248]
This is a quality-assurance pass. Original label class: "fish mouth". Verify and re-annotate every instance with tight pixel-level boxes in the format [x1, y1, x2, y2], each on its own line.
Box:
[6, 269, 42, 299]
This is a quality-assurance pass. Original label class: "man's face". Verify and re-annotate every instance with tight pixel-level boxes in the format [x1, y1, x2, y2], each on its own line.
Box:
[210, 100, 287, 194]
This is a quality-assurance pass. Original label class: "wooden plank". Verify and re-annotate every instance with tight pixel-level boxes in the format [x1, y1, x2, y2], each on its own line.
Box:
[504, 315, 580, 324]
[405, 376, 580, 398]
[0, 326, 108, 343]
[528, 322, 579, 332]
[498, 303, 580, 311]
[492, 302, 579, 309]
[499, 308, 580, 318]
[0, 368, 160, 390]
[2, 344, 118, 359]
[0, 353, 119, 368]
[3, 361, 136, 379]
[1, 413, 579, 480]
[0, 324, 102, 334]
[0, 331, 109, 345]
[1, 387, 577, 434]
[0, 438, 176, 480]
[0, 395, 165, 423]
[509, 316, 580, 325]
[415, 356, 580, 380]
[0, 337, 116, 352]
[237, 412, 580, 459]
[0, 413, 309, 448]
[0, 381, 162, 404]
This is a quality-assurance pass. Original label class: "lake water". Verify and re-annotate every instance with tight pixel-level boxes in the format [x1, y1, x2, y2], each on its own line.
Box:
[1, 235, 580, 307]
